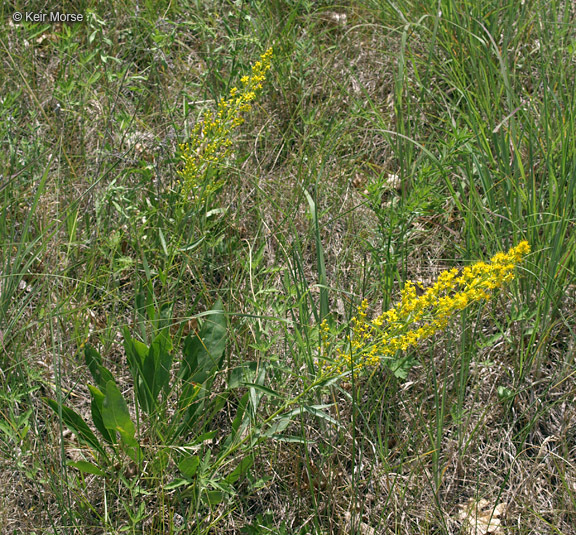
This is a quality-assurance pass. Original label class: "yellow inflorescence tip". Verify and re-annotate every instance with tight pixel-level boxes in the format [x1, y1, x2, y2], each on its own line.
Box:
[178, 48, 273, 202]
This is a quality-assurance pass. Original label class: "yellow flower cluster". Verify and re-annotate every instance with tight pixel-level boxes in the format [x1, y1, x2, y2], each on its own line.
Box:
[322, 241, 530, 376]
[178, 48, 273, 201]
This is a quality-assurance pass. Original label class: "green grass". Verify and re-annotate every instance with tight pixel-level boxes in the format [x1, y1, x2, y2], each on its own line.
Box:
[1, 0, 575, 533]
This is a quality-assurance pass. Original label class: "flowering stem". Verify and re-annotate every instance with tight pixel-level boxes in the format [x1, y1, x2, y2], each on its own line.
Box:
[321, 241, 531, 376]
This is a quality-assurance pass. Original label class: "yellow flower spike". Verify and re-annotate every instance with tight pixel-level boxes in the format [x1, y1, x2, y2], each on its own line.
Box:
[320, 241, 530, 377]
[178, 47, 273, 202]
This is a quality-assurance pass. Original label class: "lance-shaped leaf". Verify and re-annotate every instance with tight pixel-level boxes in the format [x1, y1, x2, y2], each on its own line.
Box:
[123, 329, 153, 413]
[102, 380, 140, 462]
[180, 301, 227, 385]
[123, 329, 173, 415]
[44, 398, 108, 460]
[177, 301, 227, 435]
[84, 345, 114, 391]
[67, 460, 105, 476]
[87, 385, 116, 444]
[142, 329, 173, 408]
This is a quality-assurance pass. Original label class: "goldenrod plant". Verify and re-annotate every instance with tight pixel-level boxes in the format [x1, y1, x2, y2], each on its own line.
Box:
[45, 302, 231, 487]
[321, 241, 531, 376]
[178, 48, 273, 203]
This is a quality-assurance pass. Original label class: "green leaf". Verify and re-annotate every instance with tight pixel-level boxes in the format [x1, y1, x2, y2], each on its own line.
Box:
[177, 384, 204, 428]
[230, 393, 249, 436]
[84, 345, 114, 390]
[228, 366, 245, 389]
[304, 189, 329, 322]
[149, 447, 170, 475]
[262, 417, 291, 438]
[123, 329, 153, 413]
[87, 385, 116, 444]
[123, 328, 174, 415]
[176, 301, 228, 436]
[142, 329, 173, 408]
[242, 383, 281, 398]
[135, 281, 156, 326]
[204, 490, 224, 505]
[124, 329, 149, 372]
[221, 392, 250, 450]
[180, 301, 227, 385]
[67, 460, 105, 476]
[158, 228, 169, 257]
[286, 405, 341, 428]
[389, 354, 417, 379]
[224, 456, 253, 484]
[163, 478, 190, 490]
[497, 385, 515, 401]
[189, 430, 218, 445]
[178, 455, 200, 479]
[102, 381, 140, 461]
[44, 398, 108, 459]
[102, 381, 135, 440]
[228, 361, 265, 389]
[267, 435, 309, 443]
